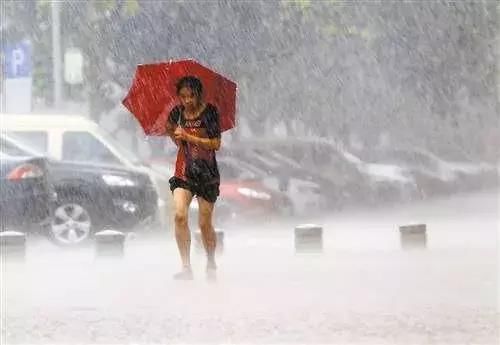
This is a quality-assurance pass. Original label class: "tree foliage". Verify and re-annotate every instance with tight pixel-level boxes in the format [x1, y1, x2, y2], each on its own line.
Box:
[2, 1, 496, 159]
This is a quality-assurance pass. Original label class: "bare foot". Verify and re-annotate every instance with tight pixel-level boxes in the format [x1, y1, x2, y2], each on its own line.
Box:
[206, 260, 217, 282]
[173, 267, 194, 280]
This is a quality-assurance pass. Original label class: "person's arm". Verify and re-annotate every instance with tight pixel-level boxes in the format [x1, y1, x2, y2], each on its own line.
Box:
[199, 106, 221, 150]
[175, 106, 222, 150]
[184, 135, 221, 150]
[166, 108, 180, 146]
[166, 122, 178, 146]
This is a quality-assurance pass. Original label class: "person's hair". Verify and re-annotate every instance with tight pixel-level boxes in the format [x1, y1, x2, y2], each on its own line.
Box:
[176, 76, 203, 98]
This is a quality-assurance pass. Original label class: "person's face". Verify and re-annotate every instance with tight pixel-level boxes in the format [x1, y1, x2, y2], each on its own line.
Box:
[178, 87, 201, 111]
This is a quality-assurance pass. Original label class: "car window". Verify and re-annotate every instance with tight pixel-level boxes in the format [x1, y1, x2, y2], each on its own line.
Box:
[0, 138, 30, 156]
[286, 142, 361, 180]
[62, 132, 121, 165]
[273, 143, 305, 163]
[311, 143, 334, 167]
[6, 131, 48, 154]
[267, 150, 302, 169]
[92, 126, 142, 165]
[280, 143, 327, 167]
[217, 161, 238, 179]
[244, 150, 282, 173]
[391, 150, 438, 170]
[218, 160, 258, 180]
[1, 133, 46, 157]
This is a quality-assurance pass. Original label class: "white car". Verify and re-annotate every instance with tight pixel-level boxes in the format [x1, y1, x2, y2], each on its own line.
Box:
[341, 150, 415, 184]
[358, 147, 497, 194]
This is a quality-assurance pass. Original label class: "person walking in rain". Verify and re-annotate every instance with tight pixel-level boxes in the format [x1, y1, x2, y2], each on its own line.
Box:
[165, 76, 221, 280]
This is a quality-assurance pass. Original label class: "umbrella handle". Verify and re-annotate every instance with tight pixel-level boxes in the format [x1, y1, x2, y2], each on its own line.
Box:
[176, 112, 190, 157]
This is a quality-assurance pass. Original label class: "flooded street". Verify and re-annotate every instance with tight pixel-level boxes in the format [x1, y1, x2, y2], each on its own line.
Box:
[2, 190, 498, 344]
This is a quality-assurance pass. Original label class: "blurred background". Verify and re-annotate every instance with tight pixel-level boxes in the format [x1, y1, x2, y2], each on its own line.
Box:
[0, 0, 498, 242]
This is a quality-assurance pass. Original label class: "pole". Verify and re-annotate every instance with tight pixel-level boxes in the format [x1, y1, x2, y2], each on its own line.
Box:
[497, 3, 499, 107]
[0, 0, 5, 112]
[51, 1, 62, 107]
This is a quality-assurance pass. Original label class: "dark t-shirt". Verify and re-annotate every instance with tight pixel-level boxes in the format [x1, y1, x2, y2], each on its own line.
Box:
[168, 103, 221, 184]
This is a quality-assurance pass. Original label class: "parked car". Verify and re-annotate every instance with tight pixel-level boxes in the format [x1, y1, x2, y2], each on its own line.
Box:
[148, 150, 296, 224]
[186, 156, 294, 226]
[0, 113, 170, 227]
[218, 147, 331, 214]
[1, 133, 158, 246]
[219, 156, 294, 214]
[356, 147, 497, 197]
[0, 151, 55, 232]
[225, 138, 418, 207]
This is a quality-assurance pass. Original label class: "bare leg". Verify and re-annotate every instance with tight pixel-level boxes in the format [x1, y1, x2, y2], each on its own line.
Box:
[173, 188, 193, 279]
[197, 196, 217, 270]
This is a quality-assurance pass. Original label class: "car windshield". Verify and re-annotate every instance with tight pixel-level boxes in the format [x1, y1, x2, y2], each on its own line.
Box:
[218, 159, 262, 180]
[91, 126, 143, 165]
[243, 149, 283, 172]
[240, 160, 267, 177]
[278, 142, 358, 174]
[390, 150, 438, 168]
[0, 133, 45, 157]
[266, 150, 302, 169]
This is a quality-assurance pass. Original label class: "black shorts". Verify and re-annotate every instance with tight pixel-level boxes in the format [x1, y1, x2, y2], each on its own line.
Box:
[169, 177, 219, 203]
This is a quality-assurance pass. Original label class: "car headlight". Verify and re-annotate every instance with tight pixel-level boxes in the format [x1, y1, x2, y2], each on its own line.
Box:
[102, 174, 136, 187]
[237, 187, 272, 200]
[113, 199, 138, 213]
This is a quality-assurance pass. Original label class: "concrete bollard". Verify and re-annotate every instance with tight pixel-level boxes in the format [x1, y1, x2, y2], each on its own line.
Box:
[399, 223, 427, 249]
[94, 230, 126, 257]
[126, 232, 137, 242]
[194, 229, 224, 255]
[0, 231, 27, 261]
[294, 224, 323, 253]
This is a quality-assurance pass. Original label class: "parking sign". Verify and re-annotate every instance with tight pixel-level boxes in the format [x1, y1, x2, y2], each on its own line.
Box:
[4, 41, 32, 79]
[2, 40, 33, 113]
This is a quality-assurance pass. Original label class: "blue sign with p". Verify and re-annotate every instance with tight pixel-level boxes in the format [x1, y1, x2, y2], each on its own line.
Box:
[4, 41, 32, 79]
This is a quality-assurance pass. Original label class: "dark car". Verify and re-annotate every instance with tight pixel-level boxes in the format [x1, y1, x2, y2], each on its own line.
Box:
[1, 134, 158, 246]
[0, 152, 55, 232]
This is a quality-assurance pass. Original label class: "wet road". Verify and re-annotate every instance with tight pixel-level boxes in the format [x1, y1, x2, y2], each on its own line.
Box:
[1, 190, 498, 344]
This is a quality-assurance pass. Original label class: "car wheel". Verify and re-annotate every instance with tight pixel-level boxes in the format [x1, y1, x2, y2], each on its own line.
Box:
[48, 200, 93, 246]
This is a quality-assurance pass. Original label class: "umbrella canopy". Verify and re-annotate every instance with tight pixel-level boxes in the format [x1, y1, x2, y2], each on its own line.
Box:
[123, 59, 237, 136]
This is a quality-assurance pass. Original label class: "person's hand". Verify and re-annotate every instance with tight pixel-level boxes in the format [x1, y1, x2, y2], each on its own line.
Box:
[174, 127, 188, 141]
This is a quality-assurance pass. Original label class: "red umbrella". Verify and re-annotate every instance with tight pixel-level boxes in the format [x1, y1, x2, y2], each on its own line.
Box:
[122, 59, 237, 136]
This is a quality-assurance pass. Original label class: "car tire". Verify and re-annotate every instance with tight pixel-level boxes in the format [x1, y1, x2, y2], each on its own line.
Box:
[47, 196, 96, 246]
